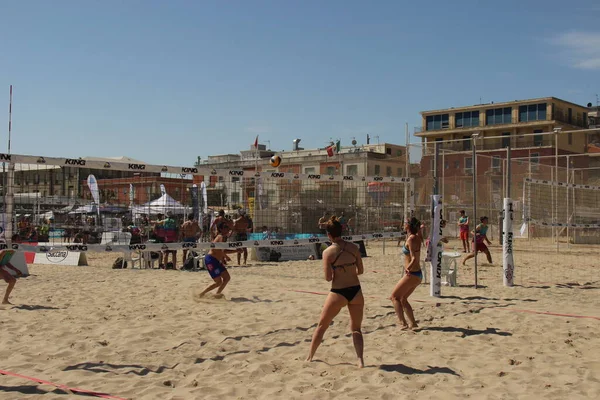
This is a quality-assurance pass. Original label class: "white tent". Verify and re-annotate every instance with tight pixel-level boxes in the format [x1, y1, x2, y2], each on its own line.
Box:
[132, 193, 190, 216]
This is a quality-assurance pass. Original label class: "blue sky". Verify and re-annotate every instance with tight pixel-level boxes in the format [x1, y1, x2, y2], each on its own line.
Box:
[1, 0, 599, 166]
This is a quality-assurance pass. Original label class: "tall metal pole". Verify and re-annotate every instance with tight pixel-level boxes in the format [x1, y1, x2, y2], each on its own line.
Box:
[404, 123, 410, 219]
[472, 135, 478, 289]
[507, 143, 511, 198]
[432, 142, 439, 203]
[8, 85, 12, 155]
[566, 155, 570, 248]
[555, 131, 559, 252]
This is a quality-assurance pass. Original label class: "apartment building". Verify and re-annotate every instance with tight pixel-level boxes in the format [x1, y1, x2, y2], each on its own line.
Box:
[416, 97, 592, 177]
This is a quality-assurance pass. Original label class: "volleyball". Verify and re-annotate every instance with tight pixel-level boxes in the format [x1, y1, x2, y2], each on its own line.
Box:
[270, 155, 282, 167]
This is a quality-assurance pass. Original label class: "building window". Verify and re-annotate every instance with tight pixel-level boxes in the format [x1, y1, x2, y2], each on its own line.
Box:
[386, 147, 392, 155]
[326, 166, 336, 175]
[463, 136, 472, 151]
[386, 166, 392, 176]
[492, 156, 501, 171]
[568, 132, 573, 145]
[501, 132, 510, 148]
[346, 165, 358, 175]
[568, 108, 572, 124]
[486, 107, 512, 125]
[426, 114, 450, 130]
[454, 161, 459, 169]
[455, 111, 480, 128]
[519, 103, 547, 122]
[396, 150, 402, 157]
[231, 192, 240, 204]
[465, 157, 473, 174]
[533, 129, 543, 146]
[531, 152, 540, 170]
[374, 165, 381, 175]
[231, 177, 240, 183]
[397, 167, 403, 176]
[583, 112, 588, 127]
[304, 167, 316, 174]
[444, 161, 449, 170]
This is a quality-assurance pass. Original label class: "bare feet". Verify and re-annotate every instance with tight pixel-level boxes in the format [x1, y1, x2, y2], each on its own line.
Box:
[213, 293, 225, 299]
[2, 300, 13, 305]
[357, 358, 364, 368]
[305, 356, 313, 362]
[399, 323, 410, 330]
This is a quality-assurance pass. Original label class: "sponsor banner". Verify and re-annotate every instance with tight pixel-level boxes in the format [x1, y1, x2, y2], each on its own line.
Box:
[255, 245, 318, 262]
[502, 198, 514, 287]
[87, 175, 99, 205]
[13, 232, 401, 253]
[33, 250, 88, 266]
[191, 184, 199, 222]
[429, 195, 443, 298]
[525, 177, 600, 191]
[0, 153, 414, 184]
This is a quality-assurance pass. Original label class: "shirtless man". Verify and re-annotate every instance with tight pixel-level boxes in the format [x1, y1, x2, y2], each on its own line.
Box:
[180, 214, 201, 262]
[232, 209, 250, 266]
[200, 222, 241, 298]
[210, 210, 232, 240]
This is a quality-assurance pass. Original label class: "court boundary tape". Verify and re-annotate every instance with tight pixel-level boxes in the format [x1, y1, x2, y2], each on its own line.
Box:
[0, 369, 127, 400]
[287, 290, 600, 320]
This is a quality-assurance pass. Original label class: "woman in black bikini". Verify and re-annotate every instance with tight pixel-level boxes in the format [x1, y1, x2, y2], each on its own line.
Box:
[390, 217, 422, 330]
[306, 216, 365, 368]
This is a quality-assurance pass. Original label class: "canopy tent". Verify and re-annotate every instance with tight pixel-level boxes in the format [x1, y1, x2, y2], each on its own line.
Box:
[131, 193, 190, 216]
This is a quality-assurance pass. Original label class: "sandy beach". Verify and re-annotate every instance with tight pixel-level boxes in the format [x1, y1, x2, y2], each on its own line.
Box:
[1, 239, 599, 400]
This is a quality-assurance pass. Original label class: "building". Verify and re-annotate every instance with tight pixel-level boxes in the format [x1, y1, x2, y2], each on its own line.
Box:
[414, 96, 595, 208]
[192, 141, 414, 209]
[3, 156, 159, 211]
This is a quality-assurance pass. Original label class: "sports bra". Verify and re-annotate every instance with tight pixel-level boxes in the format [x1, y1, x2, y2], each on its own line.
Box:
[331, 242, 357, 271]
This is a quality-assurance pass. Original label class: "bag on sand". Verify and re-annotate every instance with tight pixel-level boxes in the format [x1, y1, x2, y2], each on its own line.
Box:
[112, 257, 128, 269]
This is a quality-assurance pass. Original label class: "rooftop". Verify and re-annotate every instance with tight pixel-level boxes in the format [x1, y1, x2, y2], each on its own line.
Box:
[420, 97, 588, 115]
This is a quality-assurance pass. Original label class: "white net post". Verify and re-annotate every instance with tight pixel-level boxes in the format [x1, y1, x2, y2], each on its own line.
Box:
[502, 198, 514, 286]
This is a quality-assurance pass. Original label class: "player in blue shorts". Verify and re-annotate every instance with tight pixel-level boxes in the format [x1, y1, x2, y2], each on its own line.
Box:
[199, 222, 241, 298]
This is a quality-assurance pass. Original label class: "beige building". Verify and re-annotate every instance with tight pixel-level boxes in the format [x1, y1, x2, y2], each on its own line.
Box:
[417, 97, 590, 158]
[194, 141, 415, 210]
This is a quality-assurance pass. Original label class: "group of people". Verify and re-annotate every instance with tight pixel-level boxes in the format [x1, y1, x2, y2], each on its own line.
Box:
[318, 211, 353, 235]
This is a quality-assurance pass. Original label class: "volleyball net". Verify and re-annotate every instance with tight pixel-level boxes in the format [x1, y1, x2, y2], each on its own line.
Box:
[0, 152, 413, 256]
[411, 140, 600, 288]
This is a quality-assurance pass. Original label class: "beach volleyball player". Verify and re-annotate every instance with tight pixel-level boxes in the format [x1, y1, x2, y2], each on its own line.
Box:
[199, 222, 241, 298]
[306, 216, 365, 368]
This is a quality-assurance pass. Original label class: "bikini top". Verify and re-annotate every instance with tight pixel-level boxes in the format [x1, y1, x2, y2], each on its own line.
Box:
[331, 242, 357, 271]
[402, 244, 410, 255]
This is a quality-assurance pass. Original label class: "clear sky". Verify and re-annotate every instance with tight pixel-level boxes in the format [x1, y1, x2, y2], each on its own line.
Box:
[1, 0, 599, 166]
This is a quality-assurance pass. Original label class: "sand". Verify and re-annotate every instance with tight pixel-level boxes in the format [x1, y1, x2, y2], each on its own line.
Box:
[0, 239, 599, 400]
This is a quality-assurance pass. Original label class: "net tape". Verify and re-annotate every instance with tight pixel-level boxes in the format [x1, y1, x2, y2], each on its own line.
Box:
[527, 219, 600, 229]
[0, 153, 412, 184]
[525, 177, 600, 191]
